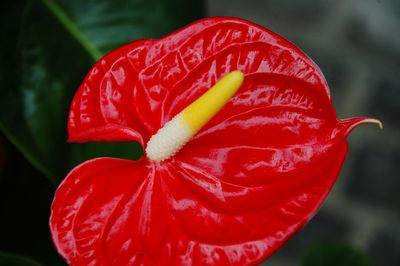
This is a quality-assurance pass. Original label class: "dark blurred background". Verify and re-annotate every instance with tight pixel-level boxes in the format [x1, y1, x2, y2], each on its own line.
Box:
[1, 0, 399, 265]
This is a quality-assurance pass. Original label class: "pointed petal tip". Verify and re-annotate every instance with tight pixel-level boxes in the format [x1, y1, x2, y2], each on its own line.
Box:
[340, 117, 383, 136]
[362, 118, 383, 129]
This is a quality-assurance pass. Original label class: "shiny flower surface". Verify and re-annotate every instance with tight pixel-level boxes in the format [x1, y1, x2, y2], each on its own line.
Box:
[50, 17, 379, 266]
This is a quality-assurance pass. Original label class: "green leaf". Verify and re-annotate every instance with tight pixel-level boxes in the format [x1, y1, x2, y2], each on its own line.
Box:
[0, 252, 42, 266]
[54, 0, 205, 55]
[0, 0, 204, 184]
[301, 242, 376, 266]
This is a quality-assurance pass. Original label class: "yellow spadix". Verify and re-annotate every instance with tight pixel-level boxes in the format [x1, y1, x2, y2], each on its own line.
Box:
[146, 70, 244, 162]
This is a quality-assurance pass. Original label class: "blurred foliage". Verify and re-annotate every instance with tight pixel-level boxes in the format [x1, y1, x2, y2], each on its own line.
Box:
[0, 0, 204, 185]
[301, 242, 377, 266]
[0, 133, 66, 265]
[0, 252, 42, 266]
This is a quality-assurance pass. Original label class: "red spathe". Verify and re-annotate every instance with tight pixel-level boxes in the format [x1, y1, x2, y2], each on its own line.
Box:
[50, 17, 374, 265]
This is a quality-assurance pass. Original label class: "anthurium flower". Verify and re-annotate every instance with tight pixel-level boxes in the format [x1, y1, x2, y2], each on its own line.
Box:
[50, 17, 381, 265]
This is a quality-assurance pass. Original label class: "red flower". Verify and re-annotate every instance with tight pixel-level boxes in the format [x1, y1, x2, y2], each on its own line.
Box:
[50, 17, 380, 265]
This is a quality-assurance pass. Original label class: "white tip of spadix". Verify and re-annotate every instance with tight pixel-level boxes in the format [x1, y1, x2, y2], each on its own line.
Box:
[145, 114, 192, 162]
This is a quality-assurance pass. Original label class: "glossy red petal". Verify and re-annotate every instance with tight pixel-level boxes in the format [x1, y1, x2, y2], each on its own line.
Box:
[137, 18, 330, 135]
[169, 142, 348, 265]
[54, 17, 379, 266]
[50, 141, 347, 265]
[68, 40, 154, 145]
[68, 17, 330, 144]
